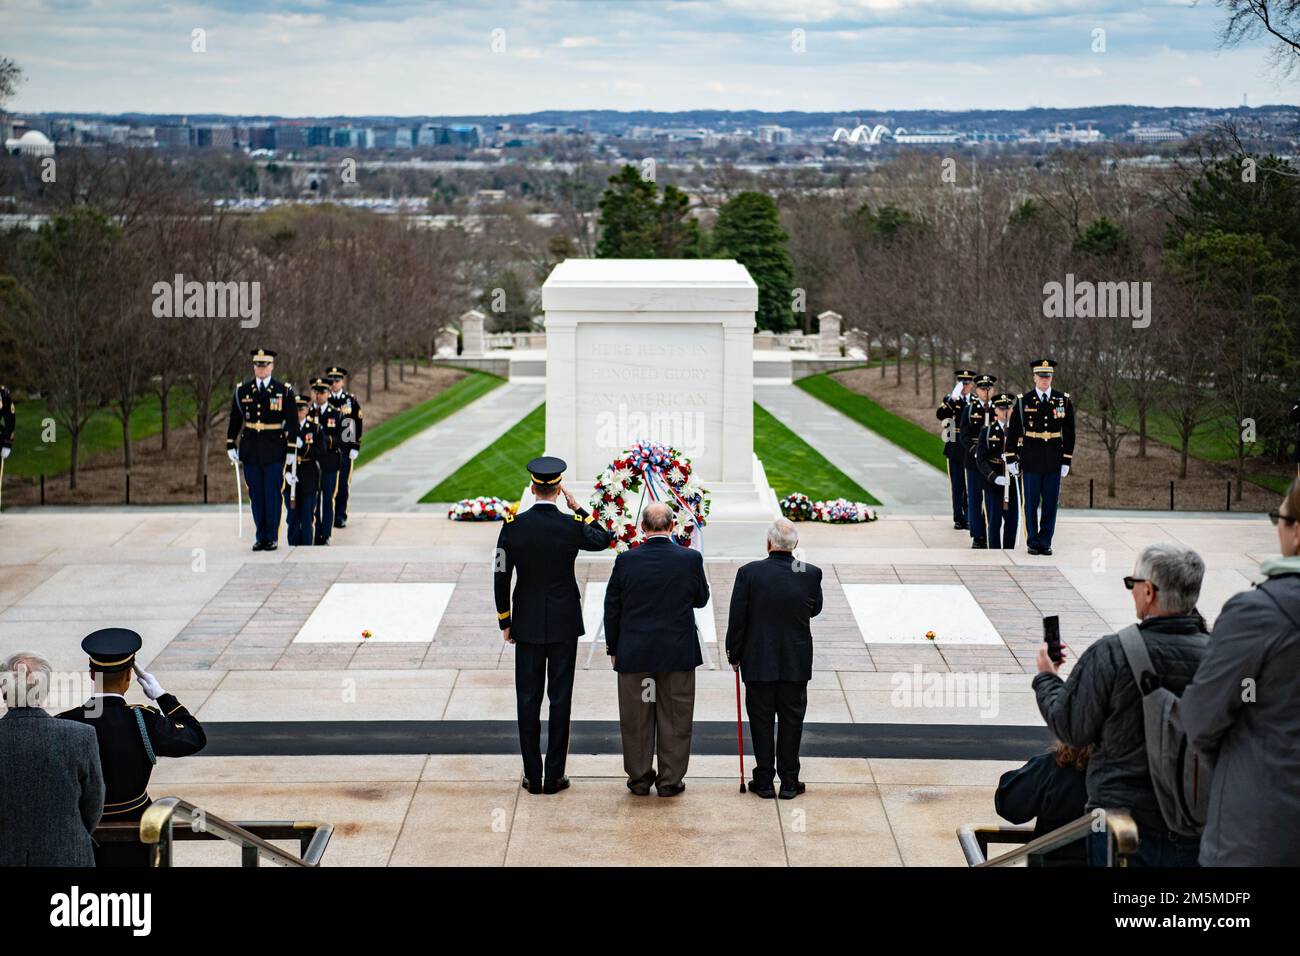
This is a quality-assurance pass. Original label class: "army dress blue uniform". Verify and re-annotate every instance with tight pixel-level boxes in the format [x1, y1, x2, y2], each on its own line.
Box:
[960, 373, 997, 548]
[284, 396, 323, 546]
[976, 393, 1020, 550]
[226, 349, 297, 551]
[936, 369, 976, 530]
[326, 367, 362, 528]
[494, 456, 612, 793]
[58, 628, 206, 867]
[1005, 359, 1075, 555]
[0, 384, 15, 456]
[309, 379, 344, 545]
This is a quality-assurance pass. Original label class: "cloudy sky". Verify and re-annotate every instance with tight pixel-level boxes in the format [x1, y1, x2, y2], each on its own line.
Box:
[2, 0, 1295, 116]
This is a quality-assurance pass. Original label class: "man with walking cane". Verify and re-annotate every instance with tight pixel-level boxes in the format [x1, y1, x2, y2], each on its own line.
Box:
[976, 393, 1020, 551]
[724, 518, 823, 800]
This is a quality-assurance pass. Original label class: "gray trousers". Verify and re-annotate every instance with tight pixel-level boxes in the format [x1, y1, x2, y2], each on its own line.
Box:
[616, 669, 696, 790]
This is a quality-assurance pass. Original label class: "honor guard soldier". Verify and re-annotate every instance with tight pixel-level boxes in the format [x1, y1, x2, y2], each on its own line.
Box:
[960, 373, 997, 548]
[309, 377, 343, 545]
[227, 349, 297, 551]
[58, 628, 206, 867]
[937, 369, 976, 530]
[976, 392, 1020, 550]
[326, 367, 362, 529]
[1290, 397, 1300, 477]
[284, 395, 323, 546]
[1005, 358, 1075, 555]
[0, 384, 14, 460]
[494, 456, 613, 795]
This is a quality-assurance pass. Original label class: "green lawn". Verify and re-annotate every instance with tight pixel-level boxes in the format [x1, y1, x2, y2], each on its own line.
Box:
[4, 391, 197, 479]
[357, 371, 504, 469]
[421, 402, 544, 502]
[422, 401, 879, 504]
[796, 372, 947, 472]
[753, 402, 879, 503]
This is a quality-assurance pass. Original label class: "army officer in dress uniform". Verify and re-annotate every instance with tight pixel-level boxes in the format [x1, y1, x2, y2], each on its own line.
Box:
[936, 369, 976, 530]
[1005, 358, 1075, 556]
[976, 392, 1020, 550]
[310, 377, 343, 545]
[494, 456, 612, 795]
[227, 349, 297, 552]
[58, 628, 206, 867]
[0, 384, 14, 462]
[326, 367, 362, 529]
[961, 373, 997, 549]
[284, 395, 323, 547]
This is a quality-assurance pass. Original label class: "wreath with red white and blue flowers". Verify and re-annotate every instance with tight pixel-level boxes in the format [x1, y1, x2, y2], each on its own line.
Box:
[589, 441, 710, 552]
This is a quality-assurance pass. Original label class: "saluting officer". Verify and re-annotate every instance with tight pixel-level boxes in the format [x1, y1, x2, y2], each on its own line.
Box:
[1005, 358, 1075, 556]
[309, 378, 343, 545]
[326, 367, 362, 529]
[494, 456, 612, 795]
[936, 369, 976, 530]
[976, 392, 1020, 550]
[227, 349, 297, 552]
[58, 628, 206, 867]
[960, 373, 997, 549]
[284, 395, 323, 547]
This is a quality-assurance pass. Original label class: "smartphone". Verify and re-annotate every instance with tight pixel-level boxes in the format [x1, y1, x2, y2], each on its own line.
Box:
[1043, 615, 1062, 664]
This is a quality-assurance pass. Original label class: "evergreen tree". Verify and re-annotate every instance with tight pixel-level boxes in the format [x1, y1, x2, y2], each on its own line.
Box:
[712, 191, 795, 331]
[595, 165, 660, 258]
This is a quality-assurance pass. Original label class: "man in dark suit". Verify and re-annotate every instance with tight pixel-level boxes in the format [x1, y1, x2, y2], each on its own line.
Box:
[494, 456, 612, 795]
[604, 502, 710, 797]
[725, 519, 823, 799]
[59, 628, 207, 866]
[1, 652, 103, 866]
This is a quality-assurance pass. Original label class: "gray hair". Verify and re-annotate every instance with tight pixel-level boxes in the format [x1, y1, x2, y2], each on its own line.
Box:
[641, 501, 674, 533]
[2, 652, 52, 708]
[767, 518, 799, 551]
[1134, 543, 1205, 615]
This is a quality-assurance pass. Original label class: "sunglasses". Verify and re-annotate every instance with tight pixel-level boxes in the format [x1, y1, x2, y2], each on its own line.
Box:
[1269, 510, 1297, 527]
[1123, 576, 1159, 592]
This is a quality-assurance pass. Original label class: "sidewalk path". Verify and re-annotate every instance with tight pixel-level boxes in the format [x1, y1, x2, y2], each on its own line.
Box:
[347, 382, 544, 511]
[755, 382, 950, 512]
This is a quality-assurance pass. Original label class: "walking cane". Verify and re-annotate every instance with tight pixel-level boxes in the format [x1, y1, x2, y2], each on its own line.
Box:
[734, 667, 747, 793]
[233, 459, 244, 539]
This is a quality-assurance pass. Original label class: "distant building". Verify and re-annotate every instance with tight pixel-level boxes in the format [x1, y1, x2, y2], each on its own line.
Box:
[1127, 125, 1184, 144]
[276, 124, 308, 149]
[756, 124, 793, 144]
[155, 125, 192, 149]
[194, 125, 235, 149]
[5, 129, 55, 157]
[247, 126, 277, 150]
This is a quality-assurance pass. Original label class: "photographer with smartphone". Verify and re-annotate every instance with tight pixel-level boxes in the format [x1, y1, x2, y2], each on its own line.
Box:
[1032, 543, 1209, 867]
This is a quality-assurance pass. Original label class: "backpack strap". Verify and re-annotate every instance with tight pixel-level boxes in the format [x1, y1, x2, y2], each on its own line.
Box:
[1116, 624, 1160, 696]
[1256, 579, 1300, 631]
[132, 706, 157, 766]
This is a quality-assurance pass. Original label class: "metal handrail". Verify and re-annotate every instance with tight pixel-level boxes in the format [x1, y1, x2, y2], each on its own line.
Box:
[121, 797, 333, 867]
[958, 809, 1140, 867]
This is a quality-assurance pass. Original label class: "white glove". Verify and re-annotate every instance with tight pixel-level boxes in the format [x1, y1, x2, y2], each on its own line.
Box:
[1, 447, 9, 459]
[995, 476, 1008, 487]
[349, 449, 359, 461]
[295, 437, 303, 448]
[227, 448, 239, 463]
[285, 452, 296, 467]
[949, 383, 964, 400]
[285, 472, 298, 488]
[1007, 461, 1020, 477]
[1061, 465, 1070, 478]
[135, 669, 165, 700]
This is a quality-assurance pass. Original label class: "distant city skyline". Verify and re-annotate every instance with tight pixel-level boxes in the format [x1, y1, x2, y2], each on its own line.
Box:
[2, 0, 1297, 116]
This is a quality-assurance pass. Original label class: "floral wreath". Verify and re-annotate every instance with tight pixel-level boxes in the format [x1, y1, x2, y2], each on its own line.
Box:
[590, 441, 710, 552]
[779, 492, 878, 524]
[448, 496, 516, 521]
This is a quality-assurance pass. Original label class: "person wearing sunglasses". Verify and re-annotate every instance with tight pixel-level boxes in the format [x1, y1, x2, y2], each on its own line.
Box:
[1180, 478, 1300, 866]
[1033, 542, 1209, 867]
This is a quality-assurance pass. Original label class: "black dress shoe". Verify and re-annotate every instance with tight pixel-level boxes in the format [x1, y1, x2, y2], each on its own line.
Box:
[749, 782, 776, 799]
[627, 781, 651, 796]
[656, 783, 686, 798]
[315, 538, 330, 546]
[252, 541, 266, 552]
[1040, 547, 1053, 556]
[263, 542, 277, 552]
[543, 777, 570, 795]
[335, 518, 347, 529]
[521, 777, 542, 795]
[954, 521, 968, 531]
[972, 539, 987, 549]
[778, 781, 806, 800]
[1027, 547, 1041, 555]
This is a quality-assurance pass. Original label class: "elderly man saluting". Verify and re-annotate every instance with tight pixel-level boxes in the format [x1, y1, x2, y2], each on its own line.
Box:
[604, 502, 710, 797]
[725, 519, 823, 799]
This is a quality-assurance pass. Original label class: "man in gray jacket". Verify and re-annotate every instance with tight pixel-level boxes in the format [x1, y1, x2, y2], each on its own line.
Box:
[1181, 479, 1300, 866]
[1033, 543, 1208, 866]
[0, 652, 104, 866]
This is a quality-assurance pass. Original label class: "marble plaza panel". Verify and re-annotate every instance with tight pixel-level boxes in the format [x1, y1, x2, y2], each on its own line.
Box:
[841, 583, 1005, 645]
[292, 582, 456, 644]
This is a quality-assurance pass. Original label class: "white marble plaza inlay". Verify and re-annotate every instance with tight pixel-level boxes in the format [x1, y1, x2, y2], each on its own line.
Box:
[292, 583, 455, 643]
[841, 584, 1003, 645]
[582, 581, 716, 644]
